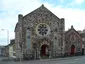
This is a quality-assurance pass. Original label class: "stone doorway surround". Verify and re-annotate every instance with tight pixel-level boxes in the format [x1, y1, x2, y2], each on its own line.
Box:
[70, 45, 75, 56]
[40, 40, 50, 59]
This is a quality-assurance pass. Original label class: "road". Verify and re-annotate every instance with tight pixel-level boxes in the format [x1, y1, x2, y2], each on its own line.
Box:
[0, 56, 85, 64]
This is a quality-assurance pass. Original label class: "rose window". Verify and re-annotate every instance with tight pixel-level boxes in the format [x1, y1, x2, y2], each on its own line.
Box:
[36, 23, 50, 36]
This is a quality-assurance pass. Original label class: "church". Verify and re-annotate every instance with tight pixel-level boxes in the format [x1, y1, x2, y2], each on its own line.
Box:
[65, 26, 82, 56]
[15, 5, 82, 60]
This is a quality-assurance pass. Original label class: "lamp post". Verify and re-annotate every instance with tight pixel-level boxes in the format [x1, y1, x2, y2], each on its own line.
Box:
[1, 29, 9, 45]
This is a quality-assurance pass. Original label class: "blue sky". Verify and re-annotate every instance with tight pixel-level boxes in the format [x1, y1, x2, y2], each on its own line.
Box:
[0, 0, 85, 45]
[41, 0, 85, 9]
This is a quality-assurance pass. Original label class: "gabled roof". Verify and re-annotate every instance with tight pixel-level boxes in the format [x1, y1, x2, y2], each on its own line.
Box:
[23, 4, 60, 20]
[65, 26, 81, 36]
[15, 5, 61, 32]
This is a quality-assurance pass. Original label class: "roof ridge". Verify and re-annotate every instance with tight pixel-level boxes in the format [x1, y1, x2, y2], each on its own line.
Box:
[23, 5, 60, 20]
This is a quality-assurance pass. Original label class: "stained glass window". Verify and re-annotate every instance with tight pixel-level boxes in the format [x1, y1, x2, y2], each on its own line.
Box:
[26, 29, 31, 49]
[37, 24, 48, 36]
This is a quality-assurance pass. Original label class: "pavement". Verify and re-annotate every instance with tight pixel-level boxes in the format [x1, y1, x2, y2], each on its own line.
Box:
[0, 56, 85, 64]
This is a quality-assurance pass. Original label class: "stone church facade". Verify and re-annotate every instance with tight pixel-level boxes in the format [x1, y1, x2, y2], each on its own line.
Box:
[65, 26, 82, 56]
[15, 5, 65, 59]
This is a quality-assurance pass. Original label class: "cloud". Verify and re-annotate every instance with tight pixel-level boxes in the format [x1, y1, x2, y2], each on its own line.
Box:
[1, 0, 42, 15]
[75, 0, 84, 4]
[69, 0, 85, 6]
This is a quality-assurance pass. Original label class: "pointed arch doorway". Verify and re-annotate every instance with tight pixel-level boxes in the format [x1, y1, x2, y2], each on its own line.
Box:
[40, 44, 49, 58]
[70, 45, 75, 56]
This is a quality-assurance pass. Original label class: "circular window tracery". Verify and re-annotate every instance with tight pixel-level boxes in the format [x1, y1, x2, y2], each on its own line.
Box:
[36, 23, 50, 36]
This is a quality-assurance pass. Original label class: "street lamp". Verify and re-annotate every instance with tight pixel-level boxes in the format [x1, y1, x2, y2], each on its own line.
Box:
[1, 29, 9, 45]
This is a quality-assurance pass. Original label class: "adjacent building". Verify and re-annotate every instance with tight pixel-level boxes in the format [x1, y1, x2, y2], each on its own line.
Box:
[0, 46, 5, 56]
[65, 26, 82, 56]
[9, 39, 16, 58]
[78, 29, 85, 55]
[4, 45, 9, 57]
[4, 39, 16, 58]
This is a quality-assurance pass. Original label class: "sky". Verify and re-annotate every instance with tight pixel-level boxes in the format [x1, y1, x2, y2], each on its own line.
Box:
[0, 0, 85, 45]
